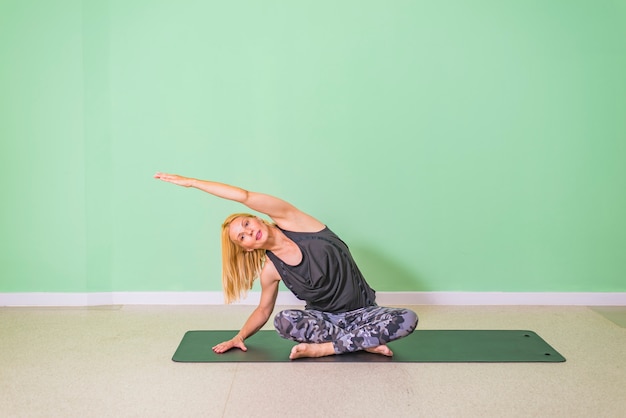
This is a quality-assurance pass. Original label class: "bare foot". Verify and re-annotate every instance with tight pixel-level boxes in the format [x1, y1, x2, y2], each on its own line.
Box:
[289, 342, 335, 360]
[365, 345, 393, 357]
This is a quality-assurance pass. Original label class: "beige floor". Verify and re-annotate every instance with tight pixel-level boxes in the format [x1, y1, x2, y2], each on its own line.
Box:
[1, 304, 625, 418]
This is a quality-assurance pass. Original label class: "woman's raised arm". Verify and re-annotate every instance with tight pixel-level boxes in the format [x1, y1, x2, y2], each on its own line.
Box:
[154, 172, 323, 230]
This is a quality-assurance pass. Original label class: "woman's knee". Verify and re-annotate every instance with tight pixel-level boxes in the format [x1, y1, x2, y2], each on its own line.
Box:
[273, 310, 299, 337]
[403, 309, 418, 330]
[391, 308, 418, 338]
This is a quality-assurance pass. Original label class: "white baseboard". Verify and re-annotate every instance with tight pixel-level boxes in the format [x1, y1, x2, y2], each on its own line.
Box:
[1, 291, 625, 307]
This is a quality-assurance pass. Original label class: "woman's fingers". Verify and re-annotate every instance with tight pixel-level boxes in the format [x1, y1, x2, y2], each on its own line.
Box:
[211, 339, 247, 354]
[212, 341, 231, 353]
[154, 172, 192, 187]
[154, 172, 176, 181]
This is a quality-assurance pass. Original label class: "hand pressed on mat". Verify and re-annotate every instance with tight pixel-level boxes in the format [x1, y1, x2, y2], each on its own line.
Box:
[213, 335, 247, 353]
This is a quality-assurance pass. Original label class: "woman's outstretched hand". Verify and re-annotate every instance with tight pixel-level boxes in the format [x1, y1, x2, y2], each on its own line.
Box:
[153, 172, 195, 187]
[212, 336, 248, 354]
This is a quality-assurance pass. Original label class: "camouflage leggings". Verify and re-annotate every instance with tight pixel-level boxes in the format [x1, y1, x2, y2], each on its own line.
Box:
[273, 306, 418, 354]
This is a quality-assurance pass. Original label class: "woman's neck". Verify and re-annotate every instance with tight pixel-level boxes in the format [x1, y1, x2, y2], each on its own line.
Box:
[264, 225, 302, 265]
[264, 225, 291, 252]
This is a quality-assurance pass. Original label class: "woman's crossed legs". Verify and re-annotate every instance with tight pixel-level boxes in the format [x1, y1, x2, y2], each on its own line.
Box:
[273, 306, 418, 359]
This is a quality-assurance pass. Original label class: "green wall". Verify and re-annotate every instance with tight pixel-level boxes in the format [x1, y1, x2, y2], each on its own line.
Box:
[1, 0, 625, 294]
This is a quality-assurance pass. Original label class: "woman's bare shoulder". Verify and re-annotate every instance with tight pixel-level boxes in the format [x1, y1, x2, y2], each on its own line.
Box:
[261, 257, 281, 283]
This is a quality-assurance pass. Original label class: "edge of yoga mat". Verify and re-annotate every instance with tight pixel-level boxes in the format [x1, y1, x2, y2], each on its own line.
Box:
[172, 330, 566, 363]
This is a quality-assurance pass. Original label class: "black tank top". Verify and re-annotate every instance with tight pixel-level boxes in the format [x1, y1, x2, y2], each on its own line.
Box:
[266, 226, 376, 313]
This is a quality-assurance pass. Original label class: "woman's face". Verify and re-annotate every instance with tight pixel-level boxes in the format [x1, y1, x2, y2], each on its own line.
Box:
[228, 216, 268, 251]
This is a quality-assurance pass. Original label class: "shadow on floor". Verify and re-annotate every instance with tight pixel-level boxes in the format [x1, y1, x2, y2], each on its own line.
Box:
[590, 306, 626, 328]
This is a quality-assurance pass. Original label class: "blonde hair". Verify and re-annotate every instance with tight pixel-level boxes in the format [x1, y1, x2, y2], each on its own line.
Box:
[220, 213, 270, 303]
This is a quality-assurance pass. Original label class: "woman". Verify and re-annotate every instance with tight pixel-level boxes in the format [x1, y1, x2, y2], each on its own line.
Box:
[154, 172, 418, 360]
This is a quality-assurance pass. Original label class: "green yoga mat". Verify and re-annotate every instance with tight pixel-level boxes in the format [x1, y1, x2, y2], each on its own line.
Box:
[172, 330, 565, 363]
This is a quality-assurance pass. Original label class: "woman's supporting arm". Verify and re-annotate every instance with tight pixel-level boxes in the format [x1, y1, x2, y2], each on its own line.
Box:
[211, 265, 281, 354]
